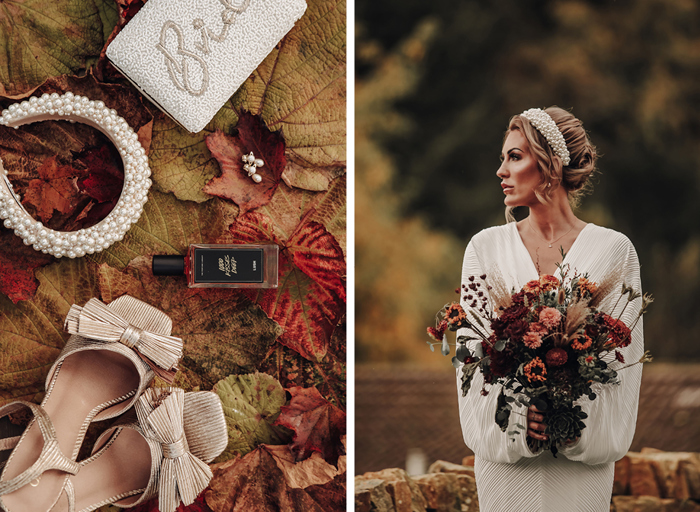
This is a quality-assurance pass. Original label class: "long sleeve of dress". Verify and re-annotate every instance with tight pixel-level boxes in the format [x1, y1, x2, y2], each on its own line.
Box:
[456, 239, 537, 463]
[558, 238, 644, 465]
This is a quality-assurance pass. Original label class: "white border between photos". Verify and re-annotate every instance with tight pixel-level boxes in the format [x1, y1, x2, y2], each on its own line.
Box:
[346, 0, 355, 507]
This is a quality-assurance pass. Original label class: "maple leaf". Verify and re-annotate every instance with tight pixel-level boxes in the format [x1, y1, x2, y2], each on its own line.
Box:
[273, 386, 346, 465]
[21, 156, 87, 226]
[229, 212, 345, 361]
[205, 447, 346, 512]
[204, 112, 286, 214]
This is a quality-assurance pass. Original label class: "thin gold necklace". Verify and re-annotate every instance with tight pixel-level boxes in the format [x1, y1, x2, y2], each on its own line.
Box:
[527, 217, 576, 249]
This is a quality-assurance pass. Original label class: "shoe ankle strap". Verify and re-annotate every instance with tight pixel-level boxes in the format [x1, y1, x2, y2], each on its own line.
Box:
[0, 401, 80, 495]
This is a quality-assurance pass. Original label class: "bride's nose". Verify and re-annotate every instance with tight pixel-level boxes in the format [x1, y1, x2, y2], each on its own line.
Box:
[497, 161, 508, 178]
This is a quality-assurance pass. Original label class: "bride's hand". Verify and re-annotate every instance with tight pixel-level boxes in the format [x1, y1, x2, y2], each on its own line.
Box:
[527, 405, 548, 441]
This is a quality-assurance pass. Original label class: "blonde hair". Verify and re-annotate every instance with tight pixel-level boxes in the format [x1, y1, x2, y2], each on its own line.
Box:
[505, 106, 597, 222]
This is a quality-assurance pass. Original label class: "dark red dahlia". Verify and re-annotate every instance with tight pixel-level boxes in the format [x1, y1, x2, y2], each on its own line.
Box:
[603, 315, 632, 348]
[503, 319, 529, 341]
[545, 347, 568, 367]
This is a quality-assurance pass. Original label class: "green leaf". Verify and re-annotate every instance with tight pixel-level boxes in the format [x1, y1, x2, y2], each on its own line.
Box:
[0, 0, 115, 95]
[494, 339, 506, 352]
[213, 372, 291, 463]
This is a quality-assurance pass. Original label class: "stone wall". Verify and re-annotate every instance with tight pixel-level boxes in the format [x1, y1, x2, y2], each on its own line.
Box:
[355, 450, 700, 511]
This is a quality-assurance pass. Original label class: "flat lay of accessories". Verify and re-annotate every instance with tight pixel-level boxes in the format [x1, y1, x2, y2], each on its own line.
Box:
[0, 296, 227, 512]
[106, 0, 308, 133]
[153, 243, 279, 288]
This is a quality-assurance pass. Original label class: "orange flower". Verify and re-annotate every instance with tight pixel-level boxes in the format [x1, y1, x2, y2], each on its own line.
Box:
[577, 277, 599, 297]
[571, 334, 593, 351]
[524, 357, 547, 383]
[444, 303, 467, 327]
[523, 275, 560, 294]
[523, 332, 543, 349]
[539, 307, 562, 329]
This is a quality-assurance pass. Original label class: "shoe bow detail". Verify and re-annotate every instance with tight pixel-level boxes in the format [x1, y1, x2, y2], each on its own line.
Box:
[136, 388, 213, 512]
[64, 298, 183, 384]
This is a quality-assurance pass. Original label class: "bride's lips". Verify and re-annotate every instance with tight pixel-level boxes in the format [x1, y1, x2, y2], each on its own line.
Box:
[501, 183, 513, 193]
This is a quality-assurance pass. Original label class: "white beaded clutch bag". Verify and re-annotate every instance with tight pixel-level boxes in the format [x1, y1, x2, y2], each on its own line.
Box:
[106, 0, 307, 133]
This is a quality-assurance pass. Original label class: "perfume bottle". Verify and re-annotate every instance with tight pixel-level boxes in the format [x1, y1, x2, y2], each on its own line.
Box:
[153, 244, 278, 288]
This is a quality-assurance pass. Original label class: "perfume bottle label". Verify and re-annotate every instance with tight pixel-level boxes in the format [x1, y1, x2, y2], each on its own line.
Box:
[193, 247, 264, 283]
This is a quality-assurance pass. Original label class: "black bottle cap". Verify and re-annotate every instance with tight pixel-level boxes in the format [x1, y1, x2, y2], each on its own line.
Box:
[152, 255, 185, 276]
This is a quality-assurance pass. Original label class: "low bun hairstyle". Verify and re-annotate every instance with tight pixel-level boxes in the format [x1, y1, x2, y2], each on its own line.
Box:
[505, 106, 597, 220]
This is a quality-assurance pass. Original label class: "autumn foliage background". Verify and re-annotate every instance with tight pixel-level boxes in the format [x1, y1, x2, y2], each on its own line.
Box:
[0, 0, 346, 510]
[356, 0, 700, 366]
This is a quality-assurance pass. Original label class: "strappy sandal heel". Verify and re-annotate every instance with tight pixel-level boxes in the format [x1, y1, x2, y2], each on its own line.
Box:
[0, 296, 183, 512]
[53, 388, 227, 512]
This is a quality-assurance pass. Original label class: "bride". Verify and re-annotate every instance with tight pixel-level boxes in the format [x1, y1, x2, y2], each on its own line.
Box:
[457, 107, 644, 511]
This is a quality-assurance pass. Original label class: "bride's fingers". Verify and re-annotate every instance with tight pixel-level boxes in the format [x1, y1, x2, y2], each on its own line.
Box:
[527, 428, 548, 441]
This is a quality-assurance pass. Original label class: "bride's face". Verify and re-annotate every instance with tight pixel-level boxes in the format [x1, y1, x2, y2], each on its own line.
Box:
[497, 129, 542, 207]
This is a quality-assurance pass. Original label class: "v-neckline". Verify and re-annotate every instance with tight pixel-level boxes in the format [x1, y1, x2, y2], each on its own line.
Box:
[512, 221, 593, 279]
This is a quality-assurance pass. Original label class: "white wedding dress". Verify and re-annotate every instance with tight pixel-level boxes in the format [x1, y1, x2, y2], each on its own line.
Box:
[457, 222, 643, 512]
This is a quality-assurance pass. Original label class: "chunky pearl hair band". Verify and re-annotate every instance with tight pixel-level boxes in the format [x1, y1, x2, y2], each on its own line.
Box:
[520, 108, 571, 166]
[0, 92, 151, 258]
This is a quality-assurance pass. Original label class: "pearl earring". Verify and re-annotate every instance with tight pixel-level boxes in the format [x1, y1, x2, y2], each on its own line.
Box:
[242, 152, 264, 183]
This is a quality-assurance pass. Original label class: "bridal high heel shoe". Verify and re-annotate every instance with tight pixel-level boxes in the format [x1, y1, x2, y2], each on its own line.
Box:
[51, 388, 227, 512]
[0, 296, 183, 512]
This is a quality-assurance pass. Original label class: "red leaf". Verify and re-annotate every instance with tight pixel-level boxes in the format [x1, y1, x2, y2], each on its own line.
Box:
[0, 232, 53, 303]
[21, 156, 86, 225]
[204, 112, 286, 214]
[273, 387, 346, 465]
[229, 213, 345, 361]
[205, 448, 346, 512]
[75, 144, 124, 203]
[288, 220, 346, 302]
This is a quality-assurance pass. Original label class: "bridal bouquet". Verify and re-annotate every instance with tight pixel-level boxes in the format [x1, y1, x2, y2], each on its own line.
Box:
[428, 264, 652, 456]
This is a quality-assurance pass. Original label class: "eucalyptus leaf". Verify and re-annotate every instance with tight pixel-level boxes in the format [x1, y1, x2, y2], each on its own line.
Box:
[507, 430, 521, 436]
[441, 334, 450, 356]
[494, 339, 506, 352]
[503, 395, 515, 403]
[516, 423, 526, 430]
[456, 344, 471, 361]
[474, 343, 484, 358]
[532, 398, 548, 411]
[452, 356, 461, 368]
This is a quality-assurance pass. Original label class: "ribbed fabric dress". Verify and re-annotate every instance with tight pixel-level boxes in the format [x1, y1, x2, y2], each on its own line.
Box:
[456, 222, 643, 512]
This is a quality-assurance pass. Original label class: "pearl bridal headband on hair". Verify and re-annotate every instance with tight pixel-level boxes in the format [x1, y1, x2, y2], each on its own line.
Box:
[520, 108, 571, 166]
[0, 92, 151, 259]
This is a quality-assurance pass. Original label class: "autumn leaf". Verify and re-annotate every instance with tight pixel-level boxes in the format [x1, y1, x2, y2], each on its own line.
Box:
[0, 231, 53, 303]
[147, 0, 346, 201]
[118, 495, 214, 512]
[212, 373, 291, 463]
[205, 447, 346, 512]
[259, 324, 346, 409]
[0, 0, 117, 96]
[262, 444, 340, 489]
[75, 144, 124, 204]
[229, 212, 345, 361]
[0, 258, 101, 404]
[204, 112, 286, 214]
[273, 386, 346, 465]
[231, 0, 347, 191]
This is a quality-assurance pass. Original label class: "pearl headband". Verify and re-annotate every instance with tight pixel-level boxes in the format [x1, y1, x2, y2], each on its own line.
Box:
[519, 108, 571, 166]
[0, 92, 151, 258]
